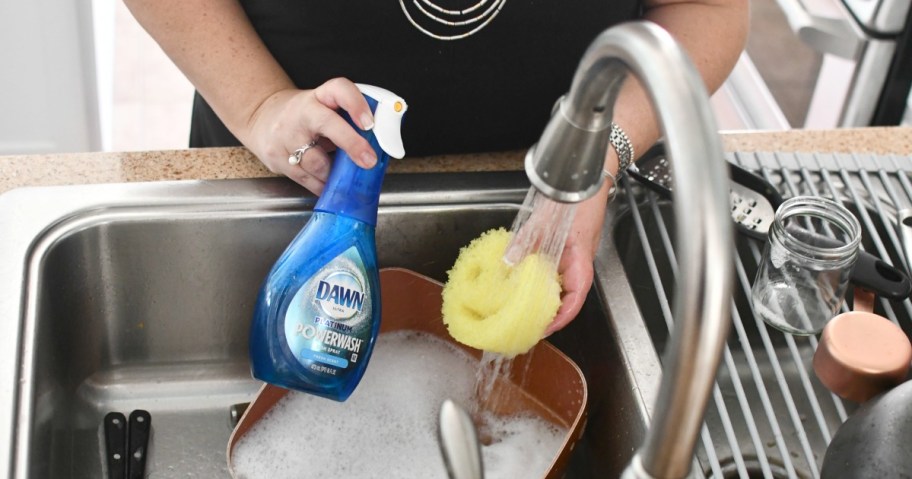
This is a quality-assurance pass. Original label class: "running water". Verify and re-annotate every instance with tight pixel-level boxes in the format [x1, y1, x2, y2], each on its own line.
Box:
[469, 186, 578, 422]
[473, 352, 513, 420]
[442, 187, 576, 359]
[503, 187, 578, 267]
[471, 350, 539, 442]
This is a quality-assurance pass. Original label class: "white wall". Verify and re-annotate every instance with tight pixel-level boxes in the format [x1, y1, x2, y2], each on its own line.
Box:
[0, 1, 194, 155]
[110, 0, 194, 152]
[0, 0, 100, 154]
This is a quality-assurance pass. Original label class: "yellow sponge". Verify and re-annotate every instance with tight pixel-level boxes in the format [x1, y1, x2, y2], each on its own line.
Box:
[442, 228, 562, 357]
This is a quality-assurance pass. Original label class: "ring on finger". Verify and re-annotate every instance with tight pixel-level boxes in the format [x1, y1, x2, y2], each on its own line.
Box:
[288, 139, 319, 165]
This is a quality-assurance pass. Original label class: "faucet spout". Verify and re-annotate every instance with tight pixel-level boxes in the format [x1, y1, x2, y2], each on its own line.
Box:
[526, 21, 734, 479]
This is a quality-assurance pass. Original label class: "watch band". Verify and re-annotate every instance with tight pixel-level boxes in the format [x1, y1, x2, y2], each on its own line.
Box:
[610, 122, 634, 174]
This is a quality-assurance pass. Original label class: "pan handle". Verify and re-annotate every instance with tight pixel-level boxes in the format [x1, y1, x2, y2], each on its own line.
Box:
[850, 251, 912, 301]
[739, 224, 911, 300]
[728, 162, 785, 208]
[784, 226, 912, 301]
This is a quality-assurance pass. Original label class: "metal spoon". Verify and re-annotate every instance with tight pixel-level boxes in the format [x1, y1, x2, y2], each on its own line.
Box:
[438, 399, 484, 479]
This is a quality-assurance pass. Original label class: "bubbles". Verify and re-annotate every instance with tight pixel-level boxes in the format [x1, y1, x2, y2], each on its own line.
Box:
[232, 331, 566, 479]
[478, 412, 567, 478]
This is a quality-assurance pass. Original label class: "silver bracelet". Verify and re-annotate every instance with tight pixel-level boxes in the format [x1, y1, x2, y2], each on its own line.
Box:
[602, 168, 618, 203]
[610, 122, 634, 174]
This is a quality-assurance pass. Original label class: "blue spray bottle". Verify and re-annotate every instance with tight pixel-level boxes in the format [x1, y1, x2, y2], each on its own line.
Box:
[249, 84, 407, 401]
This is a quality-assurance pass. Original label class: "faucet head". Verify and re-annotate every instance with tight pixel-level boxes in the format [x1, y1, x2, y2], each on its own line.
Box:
[524, 98, 611, 203]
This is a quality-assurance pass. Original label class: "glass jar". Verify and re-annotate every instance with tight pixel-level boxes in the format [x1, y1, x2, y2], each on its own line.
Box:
[752, 196, 861, 335]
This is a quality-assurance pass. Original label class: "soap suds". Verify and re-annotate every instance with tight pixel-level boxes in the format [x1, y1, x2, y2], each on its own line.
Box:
[232, 331, 566, 479]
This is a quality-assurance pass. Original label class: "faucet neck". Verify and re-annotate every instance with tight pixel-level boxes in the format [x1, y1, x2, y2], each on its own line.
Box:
[525, 20, 735, 479]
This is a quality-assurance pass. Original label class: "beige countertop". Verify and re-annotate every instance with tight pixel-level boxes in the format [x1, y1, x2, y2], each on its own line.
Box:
[1, 127, 910, 195]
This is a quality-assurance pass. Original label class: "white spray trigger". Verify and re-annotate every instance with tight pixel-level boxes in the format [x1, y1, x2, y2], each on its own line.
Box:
[356, 84, 408, 159]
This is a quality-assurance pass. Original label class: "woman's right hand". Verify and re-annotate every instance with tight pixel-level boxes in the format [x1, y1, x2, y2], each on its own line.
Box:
[244, 77, 379, 195]
[124, 3, 377, 194]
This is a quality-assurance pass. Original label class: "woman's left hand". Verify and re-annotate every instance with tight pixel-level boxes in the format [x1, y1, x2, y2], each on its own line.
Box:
[546, 176, 614, 335]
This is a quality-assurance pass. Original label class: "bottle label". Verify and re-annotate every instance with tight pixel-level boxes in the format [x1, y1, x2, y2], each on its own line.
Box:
[284, 246, 373, 377]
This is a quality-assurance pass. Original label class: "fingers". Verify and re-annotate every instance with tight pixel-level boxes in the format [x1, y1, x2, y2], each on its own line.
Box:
[282, 78, 374, 190]
[544, 187, 610, 334]
[313, 78, 374, 130]
[246, 79, 380, 191]
[286, 144, 331, 195]
[546, 290, 586, 336]
[546, 243, 595, 336]
[546, 270, 592, 335]
[311, 78, 377, 168]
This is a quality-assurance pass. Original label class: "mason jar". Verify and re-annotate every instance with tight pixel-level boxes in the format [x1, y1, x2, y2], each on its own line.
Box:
[752, 196, 861, 336]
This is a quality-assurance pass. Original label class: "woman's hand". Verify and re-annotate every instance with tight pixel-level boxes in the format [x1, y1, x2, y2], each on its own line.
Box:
[546, 175, 614, 335]
[125, 2, 383, 194]
[126, 2, 384, 194]
[543, 0, 749, 334]
[244, 78, 379, 194]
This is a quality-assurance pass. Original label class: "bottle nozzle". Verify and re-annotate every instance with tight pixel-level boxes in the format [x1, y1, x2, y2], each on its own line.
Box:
[356, 84, 408, 159]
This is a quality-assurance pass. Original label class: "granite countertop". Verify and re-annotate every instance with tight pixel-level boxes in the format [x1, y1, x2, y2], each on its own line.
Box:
[1, 127, 910, 195]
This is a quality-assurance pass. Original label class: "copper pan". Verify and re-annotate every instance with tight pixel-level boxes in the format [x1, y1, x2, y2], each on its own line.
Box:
[227, 268, 588, 478]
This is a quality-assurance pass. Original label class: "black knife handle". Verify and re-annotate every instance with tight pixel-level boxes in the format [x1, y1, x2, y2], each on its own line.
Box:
[104, 412, 127, 479]
[127, 410, 151, 479]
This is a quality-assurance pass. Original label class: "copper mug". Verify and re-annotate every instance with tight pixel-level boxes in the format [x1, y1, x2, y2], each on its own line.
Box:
[813, 288, 912, 403]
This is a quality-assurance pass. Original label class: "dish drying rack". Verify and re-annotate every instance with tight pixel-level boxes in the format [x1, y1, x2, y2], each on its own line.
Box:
[614, 151, 912, 479]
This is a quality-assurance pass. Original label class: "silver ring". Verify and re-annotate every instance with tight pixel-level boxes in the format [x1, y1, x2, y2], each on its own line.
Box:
[288, 139, 318, 165]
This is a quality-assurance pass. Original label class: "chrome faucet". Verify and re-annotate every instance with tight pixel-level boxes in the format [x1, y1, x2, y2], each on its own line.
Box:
[526, 21, 734, 479]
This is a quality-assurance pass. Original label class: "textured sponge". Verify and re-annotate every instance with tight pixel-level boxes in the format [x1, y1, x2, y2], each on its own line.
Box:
[442, 228, 562, 357]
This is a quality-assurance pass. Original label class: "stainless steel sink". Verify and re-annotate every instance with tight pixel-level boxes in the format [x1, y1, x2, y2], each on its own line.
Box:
[0, 172, 658, 478]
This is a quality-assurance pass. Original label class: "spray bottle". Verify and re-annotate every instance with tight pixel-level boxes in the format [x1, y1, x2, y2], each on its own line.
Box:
[249, 84, 407, 401]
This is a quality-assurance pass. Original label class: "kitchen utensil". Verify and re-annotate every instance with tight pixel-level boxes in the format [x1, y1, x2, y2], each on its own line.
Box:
[127, 410, 151, 479]
[104, 412, 127, 479]
[103, 410, 151, 479]
[751, 196, 862, 335]
[227, 268, 588, 479]
[820, 379, 912, 478]
[438, 399, 484, 479]
[627, 143, 912, 301]
[813, 288, 912, 402]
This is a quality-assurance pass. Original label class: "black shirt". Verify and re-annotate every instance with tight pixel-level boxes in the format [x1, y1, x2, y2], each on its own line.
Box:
[190, 0, 641, 157]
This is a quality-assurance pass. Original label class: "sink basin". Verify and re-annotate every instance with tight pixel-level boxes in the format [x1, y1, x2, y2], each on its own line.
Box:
[0, 172, 657, 478]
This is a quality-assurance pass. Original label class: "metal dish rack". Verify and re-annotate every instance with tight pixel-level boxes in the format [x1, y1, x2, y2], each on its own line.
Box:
[613, 151, 912, 478]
